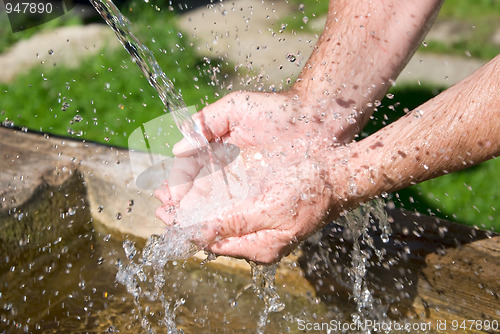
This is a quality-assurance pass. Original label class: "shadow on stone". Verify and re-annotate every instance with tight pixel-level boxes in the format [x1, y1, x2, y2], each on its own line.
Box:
[0, 169, 92, 272]
[298, 208, 499, 325]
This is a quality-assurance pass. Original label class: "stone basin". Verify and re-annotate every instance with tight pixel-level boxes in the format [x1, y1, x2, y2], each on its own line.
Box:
[1, 126, 498, 333]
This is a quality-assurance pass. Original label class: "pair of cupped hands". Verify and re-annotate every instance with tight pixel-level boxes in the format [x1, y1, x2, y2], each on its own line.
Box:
[155, 90, 361, 263]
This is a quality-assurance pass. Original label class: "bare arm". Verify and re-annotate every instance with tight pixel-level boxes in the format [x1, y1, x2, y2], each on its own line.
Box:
[172, 0, 445, 153]
[333, 55, 500, 211]
[292, 0, 444, 140]
[158, 0, 461, 263]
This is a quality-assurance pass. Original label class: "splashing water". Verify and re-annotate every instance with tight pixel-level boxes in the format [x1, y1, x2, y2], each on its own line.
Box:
[89, 1, 189, 128]
[87, 1, 239, 331]
[335, 199, 391, 332]
[89, 2, 392, 333]
[250, 262, 286, 333]
[228, 262, 286, 334]
[89, 0, 232, 192]
[89, 0, 240, 246]
[116, 236, 189, 333]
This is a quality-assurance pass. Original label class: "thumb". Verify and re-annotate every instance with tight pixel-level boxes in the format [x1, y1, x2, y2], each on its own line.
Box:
[173, 93, 244, 155]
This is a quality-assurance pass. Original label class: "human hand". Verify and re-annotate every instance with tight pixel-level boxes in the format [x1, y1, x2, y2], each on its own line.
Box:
[171, 90, 360, 155]
[155, 90, 357, 263]
[156, 141, 355, 263]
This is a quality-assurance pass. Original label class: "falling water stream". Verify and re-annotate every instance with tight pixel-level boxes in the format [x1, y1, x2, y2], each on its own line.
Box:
[88, 1, 290, 333]
[89, 0, 231, 196]
[86, 1, 393, 333]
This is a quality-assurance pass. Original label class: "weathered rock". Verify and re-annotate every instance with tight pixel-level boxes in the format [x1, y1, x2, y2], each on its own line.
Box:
[0, 166, 91, 272]
[300, 209, 499, 331]
[0, 126, 165, 240]
[1, 126, 498, 332]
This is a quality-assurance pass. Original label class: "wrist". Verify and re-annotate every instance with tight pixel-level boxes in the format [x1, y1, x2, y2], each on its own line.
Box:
[289, 0, 444, 141]
[321, 141, 384, 214]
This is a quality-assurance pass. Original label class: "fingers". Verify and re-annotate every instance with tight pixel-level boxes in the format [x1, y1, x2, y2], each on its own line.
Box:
[172, 137, 195, 157]
[198, 95, 238, 140]
[206, 230, 295, 264]
[154, 182, 171, 204]
[200, 195, 272, 243]
[178, 170, 213, 211]
[155, 204, 177, 226]
[154, 182, 178, 225]
[173, 93, 245, 156]
[168, 155, 203, 201]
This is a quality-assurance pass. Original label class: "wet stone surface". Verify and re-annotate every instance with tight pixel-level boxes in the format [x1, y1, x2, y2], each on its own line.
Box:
[1, 126, 499, 333]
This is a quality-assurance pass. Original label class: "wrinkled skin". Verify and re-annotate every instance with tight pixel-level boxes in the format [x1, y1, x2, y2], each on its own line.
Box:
[155, 90, 355, 263]
[153, 0, 460, 263]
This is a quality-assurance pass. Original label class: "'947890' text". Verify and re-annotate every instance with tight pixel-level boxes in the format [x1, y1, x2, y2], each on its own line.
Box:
[5, 2, 53, 14]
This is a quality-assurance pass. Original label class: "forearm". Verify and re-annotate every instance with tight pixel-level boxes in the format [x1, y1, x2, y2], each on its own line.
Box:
[292, 0, 443, 134]
[341, 55, 500, 208]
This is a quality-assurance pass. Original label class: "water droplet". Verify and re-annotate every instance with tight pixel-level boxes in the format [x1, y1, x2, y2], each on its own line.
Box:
[73, 115, 82, 122]
[48, 49, 54, 55]
[438, 226, 448, 238]
[381, 233, 390, 243]
[123, 240, 137, 259]
[2, 119, 14, 128]
[421, 41, 427, 47]
[385, 93, 394, 99]
[302, 16, 309, 24]
[286, 53, 296, 62]
[299, 3, 305, 11]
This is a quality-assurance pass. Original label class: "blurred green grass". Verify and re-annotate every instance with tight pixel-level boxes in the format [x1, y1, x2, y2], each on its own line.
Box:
[283, 0, 500, 60]
[423, 0, 500, 60]
[1, 2, 218, 148]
